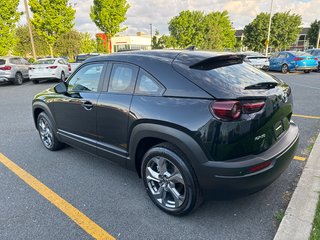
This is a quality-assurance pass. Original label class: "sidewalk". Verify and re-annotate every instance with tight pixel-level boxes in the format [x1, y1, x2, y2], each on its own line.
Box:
[274, 132, 320, 240]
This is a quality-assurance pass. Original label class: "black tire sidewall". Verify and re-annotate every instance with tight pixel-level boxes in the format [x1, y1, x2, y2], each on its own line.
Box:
[281, 64, 288, 74]
[14, 72, 23, 85]
[61, 71, 65, 82]
[141, 145, 198, 216]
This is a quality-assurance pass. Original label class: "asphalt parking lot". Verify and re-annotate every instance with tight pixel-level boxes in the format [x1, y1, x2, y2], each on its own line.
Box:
[0, 71, 319, 240]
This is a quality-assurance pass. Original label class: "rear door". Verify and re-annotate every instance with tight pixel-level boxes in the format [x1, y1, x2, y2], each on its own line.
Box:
[95, 62, 138, 165]
[54, 62, 106, 152]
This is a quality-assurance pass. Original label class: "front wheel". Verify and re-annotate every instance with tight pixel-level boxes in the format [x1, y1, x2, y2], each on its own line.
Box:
[37, 112, 63, 151]
[60, 71, 65, 82]
[281, 64, 289, 74]
[141, 143, 201, 216]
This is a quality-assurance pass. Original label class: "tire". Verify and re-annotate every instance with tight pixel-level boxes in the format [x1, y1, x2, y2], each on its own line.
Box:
[281, 64, 289, 74]
[14, 72, 23, 85]
[141, 143, 201, 216]
[304, 70, 310, 73]
[60, 71, 65, 82]
[32, 79, 39, 84]
[37, 112, 63, 151]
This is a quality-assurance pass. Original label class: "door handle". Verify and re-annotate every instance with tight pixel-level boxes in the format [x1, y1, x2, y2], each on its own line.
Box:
[81, 101, 93, 110]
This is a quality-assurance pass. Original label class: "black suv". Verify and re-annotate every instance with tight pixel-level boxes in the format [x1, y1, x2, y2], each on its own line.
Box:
[32, 50, 299, 215]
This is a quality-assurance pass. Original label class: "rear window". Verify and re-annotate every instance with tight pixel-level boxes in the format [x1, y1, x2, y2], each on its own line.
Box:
[0, 59, 5, 65]
[173, 56, 279, 98]
[35, 59, 55, 65]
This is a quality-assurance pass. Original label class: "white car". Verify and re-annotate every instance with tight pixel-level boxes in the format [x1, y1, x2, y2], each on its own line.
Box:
[243, 52, 270, 70]
[29, 58, 71, 84]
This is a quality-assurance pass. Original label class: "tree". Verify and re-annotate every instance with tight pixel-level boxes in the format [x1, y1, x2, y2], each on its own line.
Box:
[54, 29, 81, 59]
[90, 0, 130, 53]
[168, 10, 206, 48]
[152, 30, 166, 49]
[203, 11, 235, 50]
[29, 0, 75, 57]
[244, 12, 302, 52]
[271, 12, 301, 51]
[14, 25, 49, 57]
[0, 1, 21, 55]
[80, 33, 97, 53]
[308, 20, 320, 48]
[243, 13, 270, 52]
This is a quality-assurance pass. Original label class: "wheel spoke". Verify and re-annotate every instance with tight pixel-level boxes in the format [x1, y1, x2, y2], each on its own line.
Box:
[155, 157, 167, 175]
[168, 172, 184, 184]
[146, 166, 161, 182]
[153, 186, 165, 201]
[168, 185, 184, 208]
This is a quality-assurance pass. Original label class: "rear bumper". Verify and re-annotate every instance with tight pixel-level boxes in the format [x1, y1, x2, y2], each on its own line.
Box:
[195, 122, 299, 194]
[295, 66, 318, 71]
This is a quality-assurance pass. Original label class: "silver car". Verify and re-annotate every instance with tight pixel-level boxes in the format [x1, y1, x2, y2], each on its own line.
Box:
[0, 57, 30, 85]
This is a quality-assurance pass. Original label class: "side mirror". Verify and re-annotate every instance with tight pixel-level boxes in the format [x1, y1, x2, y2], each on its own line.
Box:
[54, 81, 68, 94]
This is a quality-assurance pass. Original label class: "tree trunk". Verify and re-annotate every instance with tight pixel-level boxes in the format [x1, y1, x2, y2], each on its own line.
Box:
[49, 45, 53, 57]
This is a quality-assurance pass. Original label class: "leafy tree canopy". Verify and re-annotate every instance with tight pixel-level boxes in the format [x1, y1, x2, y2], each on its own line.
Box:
[90, 0, 130, 37]
[244, 12, 301, 52]
[80, 33, 97, 53]
[54, 29, 81, 59]
[29, 0, 75, 57]
[308, 20, 320, 48]
[0, 0, 21, 55]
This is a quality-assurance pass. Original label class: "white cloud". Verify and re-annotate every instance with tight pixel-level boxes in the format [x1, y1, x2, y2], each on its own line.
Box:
[18, 0, 320, 36]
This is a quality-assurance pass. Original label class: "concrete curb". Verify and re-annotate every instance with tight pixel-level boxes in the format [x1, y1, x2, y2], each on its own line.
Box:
[274, 132, 320, 240]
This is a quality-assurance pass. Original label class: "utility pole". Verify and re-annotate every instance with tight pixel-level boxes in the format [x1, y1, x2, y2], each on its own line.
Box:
[265, 0, 274, 57]
[317, 22, 320, 48]
[150, 23, 153, 49]
[23, 0, 36, 59]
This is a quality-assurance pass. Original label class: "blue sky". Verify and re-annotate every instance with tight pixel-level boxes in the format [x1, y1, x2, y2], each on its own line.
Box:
[19, 0, 319, 36]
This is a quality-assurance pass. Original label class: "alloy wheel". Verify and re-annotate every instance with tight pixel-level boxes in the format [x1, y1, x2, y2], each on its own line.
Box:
[145, 156, 186, 209]
[38, 117, 54, 149]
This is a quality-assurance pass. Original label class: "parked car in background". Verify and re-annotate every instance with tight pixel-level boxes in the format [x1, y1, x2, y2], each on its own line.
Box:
[69, 53, 100, 73]
[306, 48, 320, 71]
[32, 50, 299, 215]
[29, 58, 70, 84]
[0, 57, 30, 85]
[242, 52, 269, 70]
[269, 51, 318, 74]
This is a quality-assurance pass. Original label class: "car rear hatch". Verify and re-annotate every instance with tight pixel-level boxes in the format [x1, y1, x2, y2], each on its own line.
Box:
[294, 53, 318, 66]
[173, 52, 293, 161]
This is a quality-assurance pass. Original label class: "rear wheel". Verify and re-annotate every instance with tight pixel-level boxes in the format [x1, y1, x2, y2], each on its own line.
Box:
[141, 143, 201, 216]
[14, 72, 23, 85]
[304, 70, 310, 73]
[281, 64, 289, 74]
[37, 112, 63, 151]
[60, 71, 65, 82]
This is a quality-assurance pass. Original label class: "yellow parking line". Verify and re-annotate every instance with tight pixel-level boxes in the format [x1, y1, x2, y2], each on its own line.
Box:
[0, 153, 115, 240]
[294, 156, 306, 161]
[292, 114, 320, 120]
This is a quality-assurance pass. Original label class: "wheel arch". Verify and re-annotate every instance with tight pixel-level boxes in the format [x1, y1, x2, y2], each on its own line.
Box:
[128, 123, 209, 178]
[32, 102, 56, 131]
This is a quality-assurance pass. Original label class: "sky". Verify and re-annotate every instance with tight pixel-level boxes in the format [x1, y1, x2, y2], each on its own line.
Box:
[18, 0, 320, 36]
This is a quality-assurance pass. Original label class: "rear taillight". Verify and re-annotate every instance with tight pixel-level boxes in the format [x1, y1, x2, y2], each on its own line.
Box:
[0, 66, 12, 71]
[47, 66, 58, 69]
[242, 102, 265, 114]
[315, 58, 318, 61]
[68, 64, 71, 72]
[211, 101, 241, 120]
[294, 57, 303, 61]
[211, 100, 265, 121]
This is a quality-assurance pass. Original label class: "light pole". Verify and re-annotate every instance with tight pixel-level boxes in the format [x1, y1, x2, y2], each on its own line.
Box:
[317, 22, 320, 48]
[23, 0, 36, 59]
[265, 0, 274, 57]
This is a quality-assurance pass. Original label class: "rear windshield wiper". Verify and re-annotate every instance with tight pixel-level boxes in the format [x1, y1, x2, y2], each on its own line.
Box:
[244, 82, 278, 90]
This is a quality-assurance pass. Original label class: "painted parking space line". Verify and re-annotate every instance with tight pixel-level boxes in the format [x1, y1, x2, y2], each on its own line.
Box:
[292, 114, 320, 120]
[0, 153, 115, 240]
[294, 156, 307, 161]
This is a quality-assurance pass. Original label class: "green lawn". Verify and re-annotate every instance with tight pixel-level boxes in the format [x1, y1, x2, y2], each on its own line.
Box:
[310, 196, 320, 239]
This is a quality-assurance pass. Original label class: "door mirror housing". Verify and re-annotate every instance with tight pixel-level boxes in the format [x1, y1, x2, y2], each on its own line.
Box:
[54, 81, 68, 94]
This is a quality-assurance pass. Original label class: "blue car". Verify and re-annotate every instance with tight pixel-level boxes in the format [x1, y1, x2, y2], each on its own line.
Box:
[306, 48, 320, 71]
[269, 51, 318, 74]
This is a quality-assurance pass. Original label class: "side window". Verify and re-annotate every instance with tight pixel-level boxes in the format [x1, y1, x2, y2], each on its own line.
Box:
[108, 64, 138, 94]
[58, 59, 65, 65]
[68, 63, 104, 92]
[9, 58, 20, 64]
[135, 69, 164, 95]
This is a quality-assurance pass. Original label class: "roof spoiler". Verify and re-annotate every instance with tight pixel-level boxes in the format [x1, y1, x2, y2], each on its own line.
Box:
[190, 54, 245, 70]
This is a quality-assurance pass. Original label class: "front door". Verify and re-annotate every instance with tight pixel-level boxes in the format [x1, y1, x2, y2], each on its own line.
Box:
[54, 62, 106, 152]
